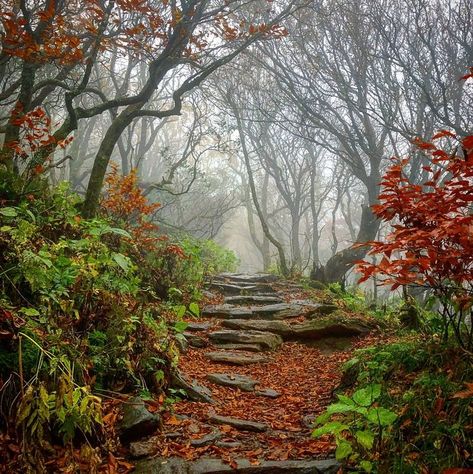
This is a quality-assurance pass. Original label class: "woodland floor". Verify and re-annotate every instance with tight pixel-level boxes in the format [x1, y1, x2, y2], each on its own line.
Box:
[134, 276, 383, 470]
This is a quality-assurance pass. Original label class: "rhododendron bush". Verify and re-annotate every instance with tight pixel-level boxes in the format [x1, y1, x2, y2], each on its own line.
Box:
[357, 133, 473, 349]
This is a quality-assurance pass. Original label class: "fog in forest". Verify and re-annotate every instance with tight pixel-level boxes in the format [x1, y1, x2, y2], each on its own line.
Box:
[1, 0, 472, 286]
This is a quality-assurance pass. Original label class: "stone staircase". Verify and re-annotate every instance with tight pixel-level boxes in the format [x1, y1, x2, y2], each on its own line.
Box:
[129, 273, 374, 473]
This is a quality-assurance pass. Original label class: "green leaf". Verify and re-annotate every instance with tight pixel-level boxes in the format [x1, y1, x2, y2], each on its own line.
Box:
[355, 430, 375, 449]
[315, 411, 331, 425]
[359, 460, 373, 473]
[312, 421, 349, 437]
[354, 406, 369, 416]
[343, 357, 359, 369]
[113, 253, 130, 271]
[25, 209, 36, 223]
[0, 225, 12, 232]
[336, 394, 356, 406]
[38, 385, 50, 421]
[174, 305, 186, 319]
[103, 227, 131, 238]
[174, 321, 188, 333]
[188, 302, 200, 317]
[335, 441, 353, 460]
[154, 370, 165, 383]
[80, 397, 89, 415]
[20, 307, 40, 316]
[73, 388, 81, 405]
[367, 407, 397, 426]
[353, 384, 382, 407]
[326, 402, 355, 415]
[0, 207, 18, 217]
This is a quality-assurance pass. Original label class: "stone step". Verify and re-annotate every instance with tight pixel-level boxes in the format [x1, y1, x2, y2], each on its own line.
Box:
[221, 319, 292, 337]
[215, 272, 280, 284]
[206, 351, 268, 366]
[119, 397, 161, 443]
[221, 316, 373, 341]
[249, 303, 304, 320]
[223, 295, 284, 305]
[171, 371, 214, 404]
[183, 332, 208, 348]
[208, 282, 277, 295]
[209, 330, 283, 351]
[202, 303, 309, 321]
[190, 430, 222, 447]
[214, 343, 265, 352]
[202, 304, 253, 319]
[186, 322, 212, 332]
[134, 457, 340, 473]
[255, 388, 280, 398]
[206, 373, 258, 391]
[209, 414, 268, 432]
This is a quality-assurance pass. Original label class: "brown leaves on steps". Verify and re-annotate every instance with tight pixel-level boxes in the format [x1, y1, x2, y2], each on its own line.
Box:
[156, 332, 387, 463]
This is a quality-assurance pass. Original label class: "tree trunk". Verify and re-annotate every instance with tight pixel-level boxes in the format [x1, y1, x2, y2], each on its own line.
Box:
[233, 109, 289, 276]
[313, 177, 380, 284]
[0, 63, 36, 171]
[290, 210, 302, 271]
[82, 108, 137, 218]
[260, 174, 271, 270]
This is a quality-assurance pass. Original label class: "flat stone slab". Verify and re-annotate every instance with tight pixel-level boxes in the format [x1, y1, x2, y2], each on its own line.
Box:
[221, 317, 373, 341]
[202, 290, 218, 299]
[171, 371, 214, 403]
[208, 282, 277, 295]
[203, 303, 304, 320]
[255, 388, 280, 398]
[208, 282, 259, 295]
[209, 330, 283, 351]
[207, 373, 258, 391]
[186, 322, 212, 332]
[134, 457, 340, 473]
[215, 440, 242, 448]
[291, 318, 372, 340]
[119, 397, 161, 443]
[190, 430, 222, 447]
[248, 303, 303, 320]
[183, 332, 208, 348]
[202, 304, 253, 319]
[224, 295, 284, 305]
[221, 319, 292, 337]
[209, 414, 268, 432]
[217, 272, 280, 284]
[206, 351, 268, 366]
[214, 343, 265, 352]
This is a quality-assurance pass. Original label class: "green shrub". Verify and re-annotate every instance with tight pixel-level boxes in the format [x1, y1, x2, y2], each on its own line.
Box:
[318, 336, 473, 472]
[142, 236, 238, 301]
[0, 183, 173, 455]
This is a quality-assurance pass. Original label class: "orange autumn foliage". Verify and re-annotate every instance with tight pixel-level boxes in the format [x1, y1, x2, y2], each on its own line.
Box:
[101, 163, 161, 251]
[356, 133, 473, 293]
[356, 128, 473, 348]
[9, 106, 72, 164]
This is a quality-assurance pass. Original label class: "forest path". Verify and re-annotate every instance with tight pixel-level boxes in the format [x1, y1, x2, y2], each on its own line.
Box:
[132, 274, 378, 473]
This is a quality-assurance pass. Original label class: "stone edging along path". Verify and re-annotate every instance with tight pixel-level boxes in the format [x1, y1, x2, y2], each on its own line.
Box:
[123, 273, 377, 473]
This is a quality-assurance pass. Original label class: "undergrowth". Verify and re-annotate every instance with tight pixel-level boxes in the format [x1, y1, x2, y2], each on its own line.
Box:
[314, 335, 473, 473]
[0, 173, 237, 472]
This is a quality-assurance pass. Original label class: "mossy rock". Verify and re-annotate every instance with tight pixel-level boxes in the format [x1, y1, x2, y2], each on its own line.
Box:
[309, 280, 327, 290]
[399, 303, 421, 329]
